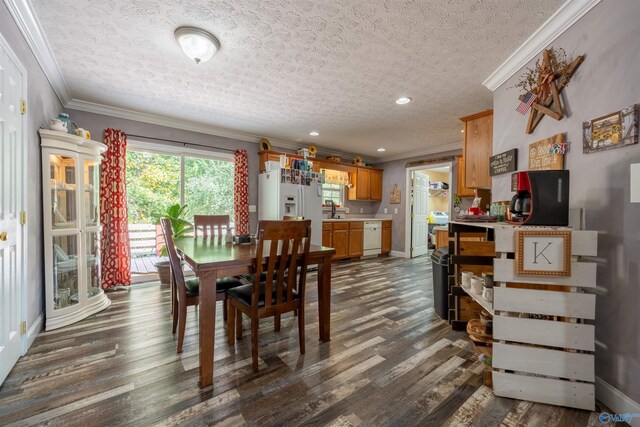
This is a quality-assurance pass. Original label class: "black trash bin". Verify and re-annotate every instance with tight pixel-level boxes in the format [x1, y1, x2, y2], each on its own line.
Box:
[431, 247, 449, 320]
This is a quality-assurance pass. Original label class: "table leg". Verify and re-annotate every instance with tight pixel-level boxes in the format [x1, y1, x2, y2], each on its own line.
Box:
[317, 255, 332, 342]
[198, 269, 217, 388]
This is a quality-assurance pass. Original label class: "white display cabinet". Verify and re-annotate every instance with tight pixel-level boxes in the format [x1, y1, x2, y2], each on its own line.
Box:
[39, 129, 110, 330]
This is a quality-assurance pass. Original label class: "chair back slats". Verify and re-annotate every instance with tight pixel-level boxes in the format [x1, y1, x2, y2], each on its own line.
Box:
[252, 220, 312, 312]
[194, 215, 230, 242]
[160, 218, 187, 302]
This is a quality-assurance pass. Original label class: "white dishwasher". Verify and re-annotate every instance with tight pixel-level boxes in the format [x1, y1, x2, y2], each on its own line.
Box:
[363, 221, 382, 257]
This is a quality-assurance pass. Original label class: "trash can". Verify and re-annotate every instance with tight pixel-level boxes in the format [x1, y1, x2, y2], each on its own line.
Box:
[431, 247, 449, 320]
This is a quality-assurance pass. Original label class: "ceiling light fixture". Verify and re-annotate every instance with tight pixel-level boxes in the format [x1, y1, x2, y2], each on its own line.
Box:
[395, 97, 412, 105]
[377, 148, 386, 152]
[175, 27, 220, 64]
[309, 131, 320, 136]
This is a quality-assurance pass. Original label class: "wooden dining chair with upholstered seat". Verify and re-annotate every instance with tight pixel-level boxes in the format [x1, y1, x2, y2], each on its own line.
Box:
[160, 218, 244, 353]
[226, 219, 312, 371]
[194, 215, 230, 241]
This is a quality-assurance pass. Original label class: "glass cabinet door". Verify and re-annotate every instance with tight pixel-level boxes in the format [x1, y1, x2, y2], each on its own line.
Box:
[52, 235, 80, 310]
[50, 154, 77, 229]
[83, 159, 100, 227]
[86, 231, 101, 298]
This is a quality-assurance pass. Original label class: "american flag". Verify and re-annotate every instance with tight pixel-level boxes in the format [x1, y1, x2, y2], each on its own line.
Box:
[516, 92, 537, 115]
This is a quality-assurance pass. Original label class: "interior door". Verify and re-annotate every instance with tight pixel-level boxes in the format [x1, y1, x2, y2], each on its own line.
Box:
[0, 38, 25, 385]
[411, 172, 429, 257]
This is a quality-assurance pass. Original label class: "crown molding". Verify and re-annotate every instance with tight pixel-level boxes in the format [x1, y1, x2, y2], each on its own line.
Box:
[483, 0, 601, 91]
[66, 99, 373, 162]
[375, 142, 462, 164]
[3, 0, 71, 104]
[66, 99, 264, 143]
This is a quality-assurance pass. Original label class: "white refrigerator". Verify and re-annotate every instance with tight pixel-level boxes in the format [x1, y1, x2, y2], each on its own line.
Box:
[258, 169, 323, 246]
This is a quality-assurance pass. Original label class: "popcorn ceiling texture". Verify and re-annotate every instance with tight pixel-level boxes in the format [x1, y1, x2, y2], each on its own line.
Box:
[32, 0, 562, 158]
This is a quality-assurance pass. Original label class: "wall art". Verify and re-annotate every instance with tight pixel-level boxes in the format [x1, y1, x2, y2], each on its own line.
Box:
[528, 133, 565, 170]
[583, 104, 638, 153]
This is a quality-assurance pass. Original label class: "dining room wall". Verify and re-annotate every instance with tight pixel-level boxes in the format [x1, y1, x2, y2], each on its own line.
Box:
[491, 0, 640, 407]
[1, 1, 64, 335]
[65, 109, 260, 234]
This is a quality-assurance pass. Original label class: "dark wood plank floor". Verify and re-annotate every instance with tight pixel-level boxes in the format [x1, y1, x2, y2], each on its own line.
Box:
[0, 256, 613, 426]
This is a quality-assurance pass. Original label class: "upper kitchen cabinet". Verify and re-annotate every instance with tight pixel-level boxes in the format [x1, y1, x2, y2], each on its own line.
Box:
[460, 110, 493, 189]
[456, 155, 475, 197]
[348, 167, 383, 201]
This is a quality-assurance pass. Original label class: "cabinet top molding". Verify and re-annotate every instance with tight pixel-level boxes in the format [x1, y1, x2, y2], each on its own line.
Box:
[460, 109, 493, 122]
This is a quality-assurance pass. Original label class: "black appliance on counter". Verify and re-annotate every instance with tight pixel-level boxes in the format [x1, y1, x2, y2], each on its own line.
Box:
[508, 170, 570, 226]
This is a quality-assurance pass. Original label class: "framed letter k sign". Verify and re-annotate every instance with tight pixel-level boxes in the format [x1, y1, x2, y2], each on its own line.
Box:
[516, 230, 571, 277]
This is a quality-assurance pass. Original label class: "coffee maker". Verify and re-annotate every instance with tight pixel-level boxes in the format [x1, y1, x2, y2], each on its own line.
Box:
[508, 170, 569, 225]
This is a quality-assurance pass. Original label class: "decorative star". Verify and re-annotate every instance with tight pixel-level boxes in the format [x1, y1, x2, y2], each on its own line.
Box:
[522, 49, 584, 134]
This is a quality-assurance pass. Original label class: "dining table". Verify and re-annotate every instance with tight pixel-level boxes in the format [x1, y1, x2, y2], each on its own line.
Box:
[173, 236, 336, 388]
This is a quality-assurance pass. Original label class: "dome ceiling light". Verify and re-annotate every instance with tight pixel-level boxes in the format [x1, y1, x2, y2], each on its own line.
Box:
[175, 27, 220, 64]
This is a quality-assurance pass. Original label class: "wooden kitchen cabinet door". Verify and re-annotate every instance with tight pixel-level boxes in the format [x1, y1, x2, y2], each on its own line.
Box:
[461, 110, 493, 189]
[332, 225, 349, 259]
[370, 169, 382, 201]
[381, 221, 392, 254]
[349, 227, 364, 257]
[456, 155, 475, 197]
[355, 168, 370, 200]
[322, 226, 332, 248]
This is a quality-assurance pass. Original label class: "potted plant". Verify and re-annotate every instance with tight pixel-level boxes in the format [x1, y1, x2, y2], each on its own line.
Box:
[154, 203, 193, 285]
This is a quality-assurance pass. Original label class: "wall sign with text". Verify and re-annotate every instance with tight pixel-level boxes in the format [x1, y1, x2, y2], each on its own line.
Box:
[515, 230, 571, 277]
[489, 149, 518, 176]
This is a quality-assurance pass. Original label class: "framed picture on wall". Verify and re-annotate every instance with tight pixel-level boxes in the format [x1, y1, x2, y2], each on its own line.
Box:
[583, 104, 638, 153]
[515, 230, 572, 277]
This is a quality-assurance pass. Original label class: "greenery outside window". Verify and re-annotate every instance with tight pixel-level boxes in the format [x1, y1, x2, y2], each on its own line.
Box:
[126, 144, 234, 224]
[322, 183, 344, 207]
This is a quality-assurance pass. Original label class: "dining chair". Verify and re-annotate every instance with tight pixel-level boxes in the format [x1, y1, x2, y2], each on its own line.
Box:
[160, 218, 244, 353]
[226, 219, 312, 371]
[194, 215, 230, 241]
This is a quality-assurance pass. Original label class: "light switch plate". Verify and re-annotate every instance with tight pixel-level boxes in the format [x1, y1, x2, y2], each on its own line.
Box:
[394, 208, 398, 214]
[631, 163, 640, 203]
[384, 208, 388, 214]
[248, 205, 256, 212]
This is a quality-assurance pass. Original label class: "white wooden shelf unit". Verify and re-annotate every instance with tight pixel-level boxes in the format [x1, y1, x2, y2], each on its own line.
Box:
[491, 225, 598, 411]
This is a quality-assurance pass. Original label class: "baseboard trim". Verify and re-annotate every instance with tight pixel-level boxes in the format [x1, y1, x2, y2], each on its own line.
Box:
[596, 376, 640, 427]
[389, 250, 409, 258]
[23, 311, 43, 354]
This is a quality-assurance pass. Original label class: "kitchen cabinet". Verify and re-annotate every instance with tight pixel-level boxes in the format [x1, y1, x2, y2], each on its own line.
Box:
[460, 110, 493, 189]
[331, 222, 349, 259]
[39, 129, 111, 331]
[322, 223, 332, 247]
[456, 155, 475, 197]
[381, 221, 392, 254]
[370, 170, 383, 200]
[348, 167, 383, 201]
[348, 222, 364, 257]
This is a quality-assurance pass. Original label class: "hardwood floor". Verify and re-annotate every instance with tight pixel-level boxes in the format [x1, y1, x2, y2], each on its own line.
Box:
[0, 256, 615, 426]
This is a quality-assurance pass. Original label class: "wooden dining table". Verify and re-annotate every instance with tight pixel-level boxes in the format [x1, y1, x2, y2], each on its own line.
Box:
[173, 237, 336, 388]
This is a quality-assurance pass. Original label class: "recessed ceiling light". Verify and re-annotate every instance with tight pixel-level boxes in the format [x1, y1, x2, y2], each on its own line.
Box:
[395, 97, 412, 105]
[309, 131, 319, 136]
[461, 129, 464, 133]
[377, 148, 386, 152]
[175, 27, 220, 64]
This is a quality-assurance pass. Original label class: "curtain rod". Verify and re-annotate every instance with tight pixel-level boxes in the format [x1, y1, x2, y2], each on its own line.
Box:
[126, 134, 238, 153]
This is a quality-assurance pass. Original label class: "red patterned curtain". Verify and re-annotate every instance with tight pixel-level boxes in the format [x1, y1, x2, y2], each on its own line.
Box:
[234, 149, 250, 235]
[100, 129, 131, 289]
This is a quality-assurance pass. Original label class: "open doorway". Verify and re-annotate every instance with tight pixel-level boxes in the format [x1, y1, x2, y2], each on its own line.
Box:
[405, 163, 452, 258]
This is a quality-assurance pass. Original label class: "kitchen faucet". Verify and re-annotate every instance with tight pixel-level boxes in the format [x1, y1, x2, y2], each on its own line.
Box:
[326, 200, 336, 218]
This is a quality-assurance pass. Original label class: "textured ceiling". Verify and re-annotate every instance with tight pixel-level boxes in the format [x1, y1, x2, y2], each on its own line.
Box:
[30, 0, 564, 160]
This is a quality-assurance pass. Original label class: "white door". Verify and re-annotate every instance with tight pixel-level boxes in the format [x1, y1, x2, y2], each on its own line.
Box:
[411, 172, 429, 257]
[0, 37, 25, 385]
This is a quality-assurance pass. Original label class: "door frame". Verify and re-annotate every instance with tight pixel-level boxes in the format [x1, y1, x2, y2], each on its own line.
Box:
[404, 161, 453, 258]
[0, 31, 29, 355]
